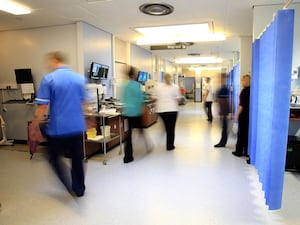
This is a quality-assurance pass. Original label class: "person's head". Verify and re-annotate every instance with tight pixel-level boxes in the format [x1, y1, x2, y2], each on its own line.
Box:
[220, 74, 227, 85]
[164, 73, 172, 85]
[127, 66, 138, 80]
[206, 77, 211, 83]
[45, 51, 67, 70]
[241, 74, 251, 87]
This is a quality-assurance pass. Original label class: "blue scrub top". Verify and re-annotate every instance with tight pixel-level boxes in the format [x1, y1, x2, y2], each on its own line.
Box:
[35, 66, 87, 136]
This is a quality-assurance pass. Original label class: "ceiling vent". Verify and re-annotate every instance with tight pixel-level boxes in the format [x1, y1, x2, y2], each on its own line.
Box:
[139, 3, 174, 16]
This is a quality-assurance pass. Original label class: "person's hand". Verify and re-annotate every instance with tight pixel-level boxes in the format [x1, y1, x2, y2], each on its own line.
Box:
[232, 114, 238, 122]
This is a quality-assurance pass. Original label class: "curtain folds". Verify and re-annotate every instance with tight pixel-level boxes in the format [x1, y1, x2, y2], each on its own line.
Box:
[249, 9, 294, 210]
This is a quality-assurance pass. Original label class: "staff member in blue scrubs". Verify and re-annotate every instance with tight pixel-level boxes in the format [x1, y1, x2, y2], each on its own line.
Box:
[33, 51, 87, 197]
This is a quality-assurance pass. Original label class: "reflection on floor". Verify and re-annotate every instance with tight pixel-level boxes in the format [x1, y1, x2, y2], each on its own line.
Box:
[0, 101, 300, 225]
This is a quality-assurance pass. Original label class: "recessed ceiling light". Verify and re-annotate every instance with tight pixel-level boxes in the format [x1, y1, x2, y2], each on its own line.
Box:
[0, 0, 31, 15]
[176, 57, 222, 64]
[139, 3, 174, 16]
[135, 23, 226, 45]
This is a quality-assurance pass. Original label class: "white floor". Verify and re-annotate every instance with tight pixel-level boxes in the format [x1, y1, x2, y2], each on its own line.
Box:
[1, 102, 300, 225]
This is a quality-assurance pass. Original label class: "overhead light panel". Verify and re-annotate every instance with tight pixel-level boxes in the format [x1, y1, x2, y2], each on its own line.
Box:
[0, 0, 31, 15]
[189, 66, 222, 71]
[136, 23, 226, 45]
[176, 57, 222, 64]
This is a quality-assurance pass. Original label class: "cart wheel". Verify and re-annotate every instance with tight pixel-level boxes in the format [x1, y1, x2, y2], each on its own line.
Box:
[118, 151, 122, 155]
[103, 160, 107, 165]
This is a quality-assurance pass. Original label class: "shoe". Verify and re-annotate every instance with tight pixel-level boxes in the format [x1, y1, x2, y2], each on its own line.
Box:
[167, 146, 175, 151]
[123, 157, 134, 163]
[214, 143, 225, 148]
[70, 190, 85, 197]
[246, 158, 251, 164]
[232, 151, 242, 157]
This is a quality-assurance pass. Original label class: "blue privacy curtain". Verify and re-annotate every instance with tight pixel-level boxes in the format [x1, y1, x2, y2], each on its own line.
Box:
[249, 9, 294, 210]
[228, 63, 240, 114]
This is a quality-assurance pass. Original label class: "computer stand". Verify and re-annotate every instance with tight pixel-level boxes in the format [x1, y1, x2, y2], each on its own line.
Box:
[0, 114, 14, 146]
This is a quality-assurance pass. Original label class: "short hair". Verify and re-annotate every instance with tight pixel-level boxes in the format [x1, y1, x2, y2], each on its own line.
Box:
[242, 74, 251, 81]
[127, 66, 138, 79]
[47, 51, 67, 63]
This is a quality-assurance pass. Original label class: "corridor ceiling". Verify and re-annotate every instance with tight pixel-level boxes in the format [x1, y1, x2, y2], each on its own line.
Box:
[0, 0, 297, 69]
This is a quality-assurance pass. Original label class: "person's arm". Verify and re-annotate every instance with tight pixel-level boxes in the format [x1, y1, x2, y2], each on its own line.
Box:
[233, 105, 243, 122]
[33, 105, 48, 123]
[31, 104, 48, 133]
[203, 86, 209, 102]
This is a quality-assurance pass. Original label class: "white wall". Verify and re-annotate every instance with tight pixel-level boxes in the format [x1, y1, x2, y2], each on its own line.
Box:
[130, 44, 152, 74]
[0, 24, 78, 87]
[80, 22, 113, 97]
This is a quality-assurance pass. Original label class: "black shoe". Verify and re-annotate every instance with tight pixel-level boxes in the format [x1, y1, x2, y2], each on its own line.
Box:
[214, 143, 225, 148]
[70, 189, 85, 197]
[232, 151, 242, 157]
[167, 146, 175, 151]
[123, 157, 134, 163]
[246, 156, 251, 164]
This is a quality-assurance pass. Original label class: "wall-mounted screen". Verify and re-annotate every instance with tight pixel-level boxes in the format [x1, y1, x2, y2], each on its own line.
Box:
[89, 62, 109, 80]
[14, 68, 33, 84]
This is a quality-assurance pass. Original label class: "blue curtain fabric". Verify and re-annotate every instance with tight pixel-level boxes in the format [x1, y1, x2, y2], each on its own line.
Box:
[233, 64, 240, 115]
[227, 64, 240, 114]
[249, 9, 294, 210]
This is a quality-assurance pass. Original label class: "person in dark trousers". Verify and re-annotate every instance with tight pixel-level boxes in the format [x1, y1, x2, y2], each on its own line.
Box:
[121, 66, 152, 163]
[32, 51, 88, 197]
[203, 77, 213, 122]
[232, 74, 251, 160]
[214, 74, 230, 148]
[154, 73, 181, 150]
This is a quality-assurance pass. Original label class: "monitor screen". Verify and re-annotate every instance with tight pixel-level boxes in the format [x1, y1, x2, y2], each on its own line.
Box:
[89, 62, 101, 80]
[14, 68, 33, 84]
[99, 64, 109, 79]
[89, 62, 109, 80]
[137, 71, 148, 83]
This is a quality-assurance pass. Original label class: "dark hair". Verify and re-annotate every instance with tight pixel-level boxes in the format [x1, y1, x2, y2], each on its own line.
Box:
[128, 66, 138, 79]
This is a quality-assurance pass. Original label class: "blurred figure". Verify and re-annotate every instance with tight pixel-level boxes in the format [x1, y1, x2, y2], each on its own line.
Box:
[154, 73, 181, 150]
[121, 66, 152, 163]
[203, 77, 213, 122]
[214, 74, 230, 148]
[32, 51, 87, 197]
[232, 74, 251, 159]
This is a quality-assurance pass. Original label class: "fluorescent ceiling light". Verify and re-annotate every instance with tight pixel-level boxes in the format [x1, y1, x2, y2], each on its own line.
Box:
[135, 23, 226, 45]
[176, 57, 222, 64]
[0, 0, 31, 15]
[189, 66, 221, 71]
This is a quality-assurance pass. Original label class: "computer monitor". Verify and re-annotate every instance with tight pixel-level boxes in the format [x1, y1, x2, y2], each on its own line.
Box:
[137, 71, 148, 84]
[14, 68, 33, 84]
[89, 62, 109, 80]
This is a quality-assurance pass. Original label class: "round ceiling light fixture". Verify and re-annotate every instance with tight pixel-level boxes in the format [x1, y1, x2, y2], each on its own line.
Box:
[139, 3, 174, 16]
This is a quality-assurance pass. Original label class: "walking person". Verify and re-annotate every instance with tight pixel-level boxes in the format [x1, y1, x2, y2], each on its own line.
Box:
[121, 66, 152, 163]
[203, 77, 213, 122]
[214, 74, 230, 148]
[154, 73, 181, 151]
[32, 51, 88, 197]
[232, 74, 251, 159]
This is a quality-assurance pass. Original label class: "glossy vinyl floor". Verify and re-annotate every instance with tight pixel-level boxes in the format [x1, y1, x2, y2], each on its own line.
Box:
[1, 101, 300, 225]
